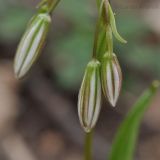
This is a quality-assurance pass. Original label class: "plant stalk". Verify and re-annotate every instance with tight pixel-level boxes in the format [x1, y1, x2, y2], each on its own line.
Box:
[106, 25, 113, 56]
[92, 0, 110, 59]
[37, 0, 61, 14]
[48, 0, 61, 13]
[84, 131, 93, 160]
[92, 16, 102, 59]
[92, 0, 105, 59]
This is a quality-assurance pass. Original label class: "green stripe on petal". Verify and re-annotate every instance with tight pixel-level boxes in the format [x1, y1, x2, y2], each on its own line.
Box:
[78, 59, 101, 133]
[101, 53, 122, 107]
[14, 13, 51, 79]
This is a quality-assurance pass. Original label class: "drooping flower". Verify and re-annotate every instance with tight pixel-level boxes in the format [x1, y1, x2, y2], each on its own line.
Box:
[78, 59, 101, 132]
[14, 13, 51, 79]
[101, 52, 122, 107]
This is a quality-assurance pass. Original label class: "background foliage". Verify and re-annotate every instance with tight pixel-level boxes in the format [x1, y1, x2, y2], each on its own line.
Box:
[0, 0, 159, 160]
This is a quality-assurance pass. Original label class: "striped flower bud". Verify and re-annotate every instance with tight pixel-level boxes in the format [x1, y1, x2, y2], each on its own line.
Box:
[78, 59, 101, 133]
[101, 53, 122, 107]
[14, 13, 51, 79]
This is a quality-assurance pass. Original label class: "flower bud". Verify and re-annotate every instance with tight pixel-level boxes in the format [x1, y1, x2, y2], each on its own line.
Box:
[14, 13, 51, 79]
[101, 53, 122, 107]
[78, 59, 101, 133]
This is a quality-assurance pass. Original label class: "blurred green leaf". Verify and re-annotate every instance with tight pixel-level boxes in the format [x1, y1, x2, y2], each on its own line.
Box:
[0, 1, 32, 42]
[50, 0, 95, 89]
[116, 12, 149, 39]
[122, 45, 160, 77]
[109, 81, 160, 160]
[50, 32, 93, 89]
[59, 0, 93, 29]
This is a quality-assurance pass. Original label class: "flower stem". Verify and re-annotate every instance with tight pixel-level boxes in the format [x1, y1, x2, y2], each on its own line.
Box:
[37, 0, 61, 14]
[92, 0, 105, 59]
[48, 0, 61, 13]
[92, 0, 110, 59]
[106, 25, 113, 56]
[84, 131, 93, 160]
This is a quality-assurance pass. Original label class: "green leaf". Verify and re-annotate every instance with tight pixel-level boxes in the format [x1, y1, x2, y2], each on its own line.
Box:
[108, 4, 127, 44]
[109, 81, 160, 160]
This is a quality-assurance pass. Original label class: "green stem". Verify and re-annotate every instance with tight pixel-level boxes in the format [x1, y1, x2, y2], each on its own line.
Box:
[106, 25, 113, 56]
[92, 16, 102, 59]
[96, 0, 101, 7]
[84, 131, 93, 160]
[37, 0, 61, 14]
[48, 0, 61, 13]
[92, 0, 106, 59]
[97, 29, 106, 60]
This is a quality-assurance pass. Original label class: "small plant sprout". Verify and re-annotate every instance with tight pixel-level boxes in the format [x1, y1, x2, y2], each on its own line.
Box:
[14, 0, 61, 79]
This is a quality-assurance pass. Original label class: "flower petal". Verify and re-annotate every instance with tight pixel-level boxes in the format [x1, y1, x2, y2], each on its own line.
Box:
[101, 53, 122, 107]
[78, 60, 101, 132]
[14, 13, 51, 79]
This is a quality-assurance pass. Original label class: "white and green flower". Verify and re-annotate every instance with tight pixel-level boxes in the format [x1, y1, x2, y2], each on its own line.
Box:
[78, 59, 101, 133]
[101, 53, 122, 107]
[14, 13, 51, 79]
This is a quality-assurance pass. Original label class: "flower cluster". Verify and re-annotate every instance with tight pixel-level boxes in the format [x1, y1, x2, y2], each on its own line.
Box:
[78, 0, 127, 132]
[13, 0, 126, 133]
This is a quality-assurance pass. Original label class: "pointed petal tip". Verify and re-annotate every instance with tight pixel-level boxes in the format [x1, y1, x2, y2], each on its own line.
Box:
[14, 74, 20, 80]
[14, 62, 29, 79]
[14, 68, 20, 80]
[14, 68, 25, 80]
[108, 96, 119, 107]
[109, 100, 117, 107]
[123, 39, 127, 44]
[104, 94, 117, 107]
[14, 73, 23, 80]
[14, 61, 22, 79]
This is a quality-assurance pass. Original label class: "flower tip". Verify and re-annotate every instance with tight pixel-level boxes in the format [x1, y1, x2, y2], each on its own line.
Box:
[14, 72, 23, 80]
[123, 40, 127, 44]
[107, 93, 118, 107]
[14, 73, 20, 80]
[14, 64, 24, 80]
[109, 99, 117, 107]
[118, 37, 127, 44]
[14, 67, 20, 80]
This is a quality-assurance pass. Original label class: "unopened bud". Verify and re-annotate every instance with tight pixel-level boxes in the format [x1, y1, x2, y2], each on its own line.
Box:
[14, 13, 51, 79]
[78, 59, 101, 132]
[101, 53, 122, 107]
